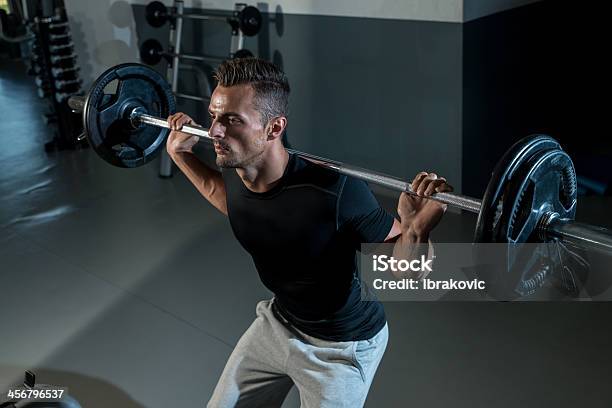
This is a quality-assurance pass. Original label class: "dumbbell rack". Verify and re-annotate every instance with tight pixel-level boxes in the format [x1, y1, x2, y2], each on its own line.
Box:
[146, 0, 257, 177]
[28, 5, 83, 151]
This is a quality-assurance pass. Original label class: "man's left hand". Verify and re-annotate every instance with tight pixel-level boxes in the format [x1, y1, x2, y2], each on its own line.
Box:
[397, 172, 454, 237]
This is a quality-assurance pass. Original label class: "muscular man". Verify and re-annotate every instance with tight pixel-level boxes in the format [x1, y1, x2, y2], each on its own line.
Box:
[166, 58, 452, 407]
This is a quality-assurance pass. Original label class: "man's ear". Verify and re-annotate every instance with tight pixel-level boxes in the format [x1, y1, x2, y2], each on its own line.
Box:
[266, 116, 287, 141]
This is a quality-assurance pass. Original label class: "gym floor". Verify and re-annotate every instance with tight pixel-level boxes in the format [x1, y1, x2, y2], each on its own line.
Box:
[1, 56, 612, 408]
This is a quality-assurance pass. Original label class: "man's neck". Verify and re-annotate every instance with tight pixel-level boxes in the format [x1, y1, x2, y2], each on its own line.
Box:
[236, 145, 289, 193]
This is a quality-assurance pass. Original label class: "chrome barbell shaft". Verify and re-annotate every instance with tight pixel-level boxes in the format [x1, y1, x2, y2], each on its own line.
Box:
[137, 112, 211, 138]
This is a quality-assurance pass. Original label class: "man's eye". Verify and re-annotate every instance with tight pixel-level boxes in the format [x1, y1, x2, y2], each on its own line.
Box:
[229, 117, 241, 125]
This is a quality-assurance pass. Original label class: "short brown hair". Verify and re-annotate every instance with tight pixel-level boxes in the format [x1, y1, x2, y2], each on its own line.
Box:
[214, 57, 290, 126]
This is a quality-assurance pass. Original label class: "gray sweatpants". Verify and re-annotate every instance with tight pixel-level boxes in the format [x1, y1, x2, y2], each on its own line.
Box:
[207, 298, 388, 407]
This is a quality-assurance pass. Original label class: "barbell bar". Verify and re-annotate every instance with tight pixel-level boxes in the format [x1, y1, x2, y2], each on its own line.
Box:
[140, 38, 254, 66]
[145, 1, 262, 36]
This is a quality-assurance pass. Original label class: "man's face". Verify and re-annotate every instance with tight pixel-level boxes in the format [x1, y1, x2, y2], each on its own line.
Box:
[208, 84, 267, 168]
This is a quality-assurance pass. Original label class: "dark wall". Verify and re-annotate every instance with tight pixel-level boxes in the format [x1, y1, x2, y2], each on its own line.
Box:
[462, 0, 612, 197]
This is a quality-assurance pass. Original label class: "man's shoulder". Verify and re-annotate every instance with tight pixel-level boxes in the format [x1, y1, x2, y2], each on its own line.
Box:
[290, 154, 345, 195]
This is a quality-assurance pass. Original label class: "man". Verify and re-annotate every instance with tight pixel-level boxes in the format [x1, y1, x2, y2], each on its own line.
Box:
[166, 58, 452, 407]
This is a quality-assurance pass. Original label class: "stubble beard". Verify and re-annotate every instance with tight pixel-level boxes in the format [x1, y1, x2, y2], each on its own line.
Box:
[216, 141, 266, 169]
[216, 152, 240, 168]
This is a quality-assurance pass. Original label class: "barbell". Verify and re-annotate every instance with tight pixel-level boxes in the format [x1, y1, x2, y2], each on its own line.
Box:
[68, 63, 612, 298]
[139, 37, 254, 66]
[145, 1, 262, 37]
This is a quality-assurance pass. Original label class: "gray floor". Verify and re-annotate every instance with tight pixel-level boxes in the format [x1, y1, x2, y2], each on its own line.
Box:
[2, 57, 612, 407]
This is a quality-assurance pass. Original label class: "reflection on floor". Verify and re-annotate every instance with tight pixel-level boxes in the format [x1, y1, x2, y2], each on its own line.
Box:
[1, 57, 612, 408]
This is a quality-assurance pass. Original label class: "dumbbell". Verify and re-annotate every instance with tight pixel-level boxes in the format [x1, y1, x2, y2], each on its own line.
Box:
[49, 33, 71, 44]
[48, 21, 70, 35]
[228, 4, 262, 36]
[53, 71, 79, 81]
[48, 26, 68, 36]
[34, 75, 49, 88]
[57, 85, 81, 95]
[35, 78, 79, 96]
[50, 54, 77, 65]
[31, 53, 43, 64]
[28, 63, 43, 76]
[49, 21, 70, 29]
[51, 66, 80, 78]
[54, 78, 82, 90]
[49, 43, 74, 54]
[37, 86, 51, 99]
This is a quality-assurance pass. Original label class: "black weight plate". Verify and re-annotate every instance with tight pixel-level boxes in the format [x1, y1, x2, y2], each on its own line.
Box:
[498, 148, 577, 244]
[495, 148, 578, 298]
[474, 134, 561, 243]
[140, 38, 163, 65]
[239, 6, 262, 36]
[146, 1, 168, 28]
[83, 63, 175, 168]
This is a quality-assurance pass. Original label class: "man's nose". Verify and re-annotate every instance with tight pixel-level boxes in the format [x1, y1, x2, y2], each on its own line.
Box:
[209, 119, 226, 139]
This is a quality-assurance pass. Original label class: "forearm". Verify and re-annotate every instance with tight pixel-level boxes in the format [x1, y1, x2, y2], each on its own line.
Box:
[170, 152, 228, 214]
[391, 227, 434, 280]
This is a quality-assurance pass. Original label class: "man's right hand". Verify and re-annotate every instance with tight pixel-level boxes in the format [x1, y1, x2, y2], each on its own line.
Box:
[166, 112, 200, 156]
